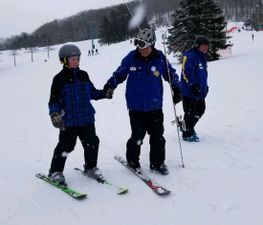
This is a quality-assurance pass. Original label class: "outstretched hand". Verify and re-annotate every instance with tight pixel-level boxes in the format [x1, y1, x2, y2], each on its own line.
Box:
[103, 84, 114, 99]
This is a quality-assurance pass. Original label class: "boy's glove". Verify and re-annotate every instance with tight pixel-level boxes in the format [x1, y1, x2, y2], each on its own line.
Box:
[172, 87, 182, 104]
[103, 84, 114, 99]
[51, 112, 65, 130]
[192, 84, 201, 96]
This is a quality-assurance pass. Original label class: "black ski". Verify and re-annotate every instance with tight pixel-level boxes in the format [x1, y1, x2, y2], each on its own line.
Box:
[74, 168, 128, 195]
[114, 156, 171, 196]
[36, 173, 87, 199]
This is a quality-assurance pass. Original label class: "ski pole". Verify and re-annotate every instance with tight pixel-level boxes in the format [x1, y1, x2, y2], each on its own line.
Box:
[122, 0, 142, 31]
[162, 31, 185, 168]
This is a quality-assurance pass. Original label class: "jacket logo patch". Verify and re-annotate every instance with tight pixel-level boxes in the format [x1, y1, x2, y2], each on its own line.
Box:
[130, 66, 137, 71]
[199, 63, 204, 69]
[151, 66, 160, 77]
[153, 70, 160, 77]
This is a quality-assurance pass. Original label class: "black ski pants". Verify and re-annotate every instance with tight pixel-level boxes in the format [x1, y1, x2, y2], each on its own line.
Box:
[126, 109, 166, 167]
[49, 124, 99, 173]
[182, 96, 206, 137]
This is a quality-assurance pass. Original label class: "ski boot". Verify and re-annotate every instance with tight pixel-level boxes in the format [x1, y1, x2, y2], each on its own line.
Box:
[84, 166, 104, 181]
[48, 171, 67, 186]
[150, 163, 169, 175]
[183, 134, 200, 142]
[127, 160, 141, 173]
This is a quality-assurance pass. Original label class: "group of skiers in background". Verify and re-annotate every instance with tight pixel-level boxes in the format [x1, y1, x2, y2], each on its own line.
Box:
[88, 48, 99, 56]
[47, 28, 209, 186]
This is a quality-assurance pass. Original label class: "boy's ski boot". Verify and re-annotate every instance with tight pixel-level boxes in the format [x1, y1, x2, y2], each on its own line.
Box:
[48, 171, 67, 186]
[84, 166, 104, 181]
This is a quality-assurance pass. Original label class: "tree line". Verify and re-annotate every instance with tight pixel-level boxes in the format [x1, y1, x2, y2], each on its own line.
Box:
[0, 0, 262, 51]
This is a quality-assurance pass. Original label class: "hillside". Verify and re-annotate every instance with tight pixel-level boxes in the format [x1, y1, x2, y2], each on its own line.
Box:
[0, 28, 262, 225]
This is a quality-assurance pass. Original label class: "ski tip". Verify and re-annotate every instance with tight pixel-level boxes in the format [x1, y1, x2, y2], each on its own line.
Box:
[113, 155, 122, 160]
[74, 194, 88, 199]
[36, 173, 45, 178]
[74, 167, 83, 172]
[117, 188, 129, 195]
[157, 189, 171, 196]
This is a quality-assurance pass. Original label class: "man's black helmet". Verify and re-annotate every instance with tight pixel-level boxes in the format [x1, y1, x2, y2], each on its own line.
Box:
[58, 44, 81, 65]
[193, 35, 209, 48]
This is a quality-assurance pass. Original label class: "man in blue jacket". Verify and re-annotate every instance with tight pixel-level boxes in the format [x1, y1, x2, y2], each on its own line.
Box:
[104, 28, 182, 175]
[181, 36, 209, 142]
[48, 44, 111, 186]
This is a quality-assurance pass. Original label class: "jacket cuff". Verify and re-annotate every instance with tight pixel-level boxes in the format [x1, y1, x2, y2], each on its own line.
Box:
[49, 104, 61, 116]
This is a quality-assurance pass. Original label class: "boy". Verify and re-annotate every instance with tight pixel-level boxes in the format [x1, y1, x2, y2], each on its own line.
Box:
[48, 44, 111, 186]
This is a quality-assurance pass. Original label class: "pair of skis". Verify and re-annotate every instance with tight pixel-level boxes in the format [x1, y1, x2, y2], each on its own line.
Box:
[114, 156, 170, 196]
[36, 156, 170, 199]
[36, 167, 128, 199]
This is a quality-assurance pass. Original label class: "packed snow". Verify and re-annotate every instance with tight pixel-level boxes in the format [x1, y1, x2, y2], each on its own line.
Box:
[0, 27, 262, 225]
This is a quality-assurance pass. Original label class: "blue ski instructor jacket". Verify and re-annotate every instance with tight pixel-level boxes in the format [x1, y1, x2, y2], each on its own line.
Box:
[181, 48, 209, 99]
[106, 48, 180, 112]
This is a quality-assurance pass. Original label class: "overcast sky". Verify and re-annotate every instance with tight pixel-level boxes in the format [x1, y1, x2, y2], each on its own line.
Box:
[0, 0, 132, 39]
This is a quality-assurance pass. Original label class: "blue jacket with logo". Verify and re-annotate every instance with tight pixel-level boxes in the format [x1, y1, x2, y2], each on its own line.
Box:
[106, 48, 180, 112]
[49, 67, 105, 127]
[181, 48, 209, 99]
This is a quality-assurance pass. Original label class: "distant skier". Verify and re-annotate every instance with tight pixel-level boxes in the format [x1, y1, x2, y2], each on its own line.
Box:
[47, 44, 112, 186]
[252, 33, 255, 41]
[88, 50, 91, 56]
[103, 28, 182, 175]
[180, 35, 209, 142]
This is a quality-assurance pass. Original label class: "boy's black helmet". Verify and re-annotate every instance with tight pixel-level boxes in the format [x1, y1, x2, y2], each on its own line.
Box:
[193, 35, 209, 48]
[59, 44, 81, 64]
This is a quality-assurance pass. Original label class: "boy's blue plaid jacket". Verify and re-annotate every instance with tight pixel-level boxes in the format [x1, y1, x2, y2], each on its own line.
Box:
[49, 67, 105, 127]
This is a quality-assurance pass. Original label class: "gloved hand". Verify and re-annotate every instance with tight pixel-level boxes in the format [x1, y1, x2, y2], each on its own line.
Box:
[103, 84, 114, 99]
[51, 112, 65, 130]
[191, 84, 201, 96]
[172, 87, 182, 104]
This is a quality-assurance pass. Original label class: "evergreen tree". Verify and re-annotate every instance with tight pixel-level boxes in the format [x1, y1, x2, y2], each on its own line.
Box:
[98, 16, 113, 45]
[98, 4, 149, 45]
[250, 0, 263, 30]
[168, 0, 230, 61]
[98, 6, 131, 45]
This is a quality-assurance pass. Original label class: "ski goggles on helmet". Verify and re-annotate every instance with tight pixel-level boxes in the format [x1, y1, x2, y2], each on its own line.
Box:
[134, 38, 152, 49]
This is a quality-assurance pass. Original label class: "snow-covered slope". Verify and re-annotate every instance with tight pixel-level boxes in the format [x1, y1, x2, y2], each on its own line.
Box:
[0, 28, 262, 225]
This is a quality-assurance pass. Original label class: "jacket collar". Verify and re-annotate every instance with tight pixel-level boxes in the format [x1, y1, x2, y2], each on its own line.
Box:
[135, 47, 160, 61]
[193, 48, 207, 61]
[63, 66, 79, 74]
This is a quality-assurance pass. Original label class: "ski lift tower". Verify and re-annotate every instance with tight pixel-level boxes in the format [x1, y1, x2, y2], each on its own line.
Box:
[90, 24, 96, 50]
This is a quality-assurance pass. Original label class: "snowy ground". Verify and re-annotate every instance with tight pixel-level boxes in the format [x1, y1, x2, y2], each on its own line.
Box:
[0, 28, 262, 225]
